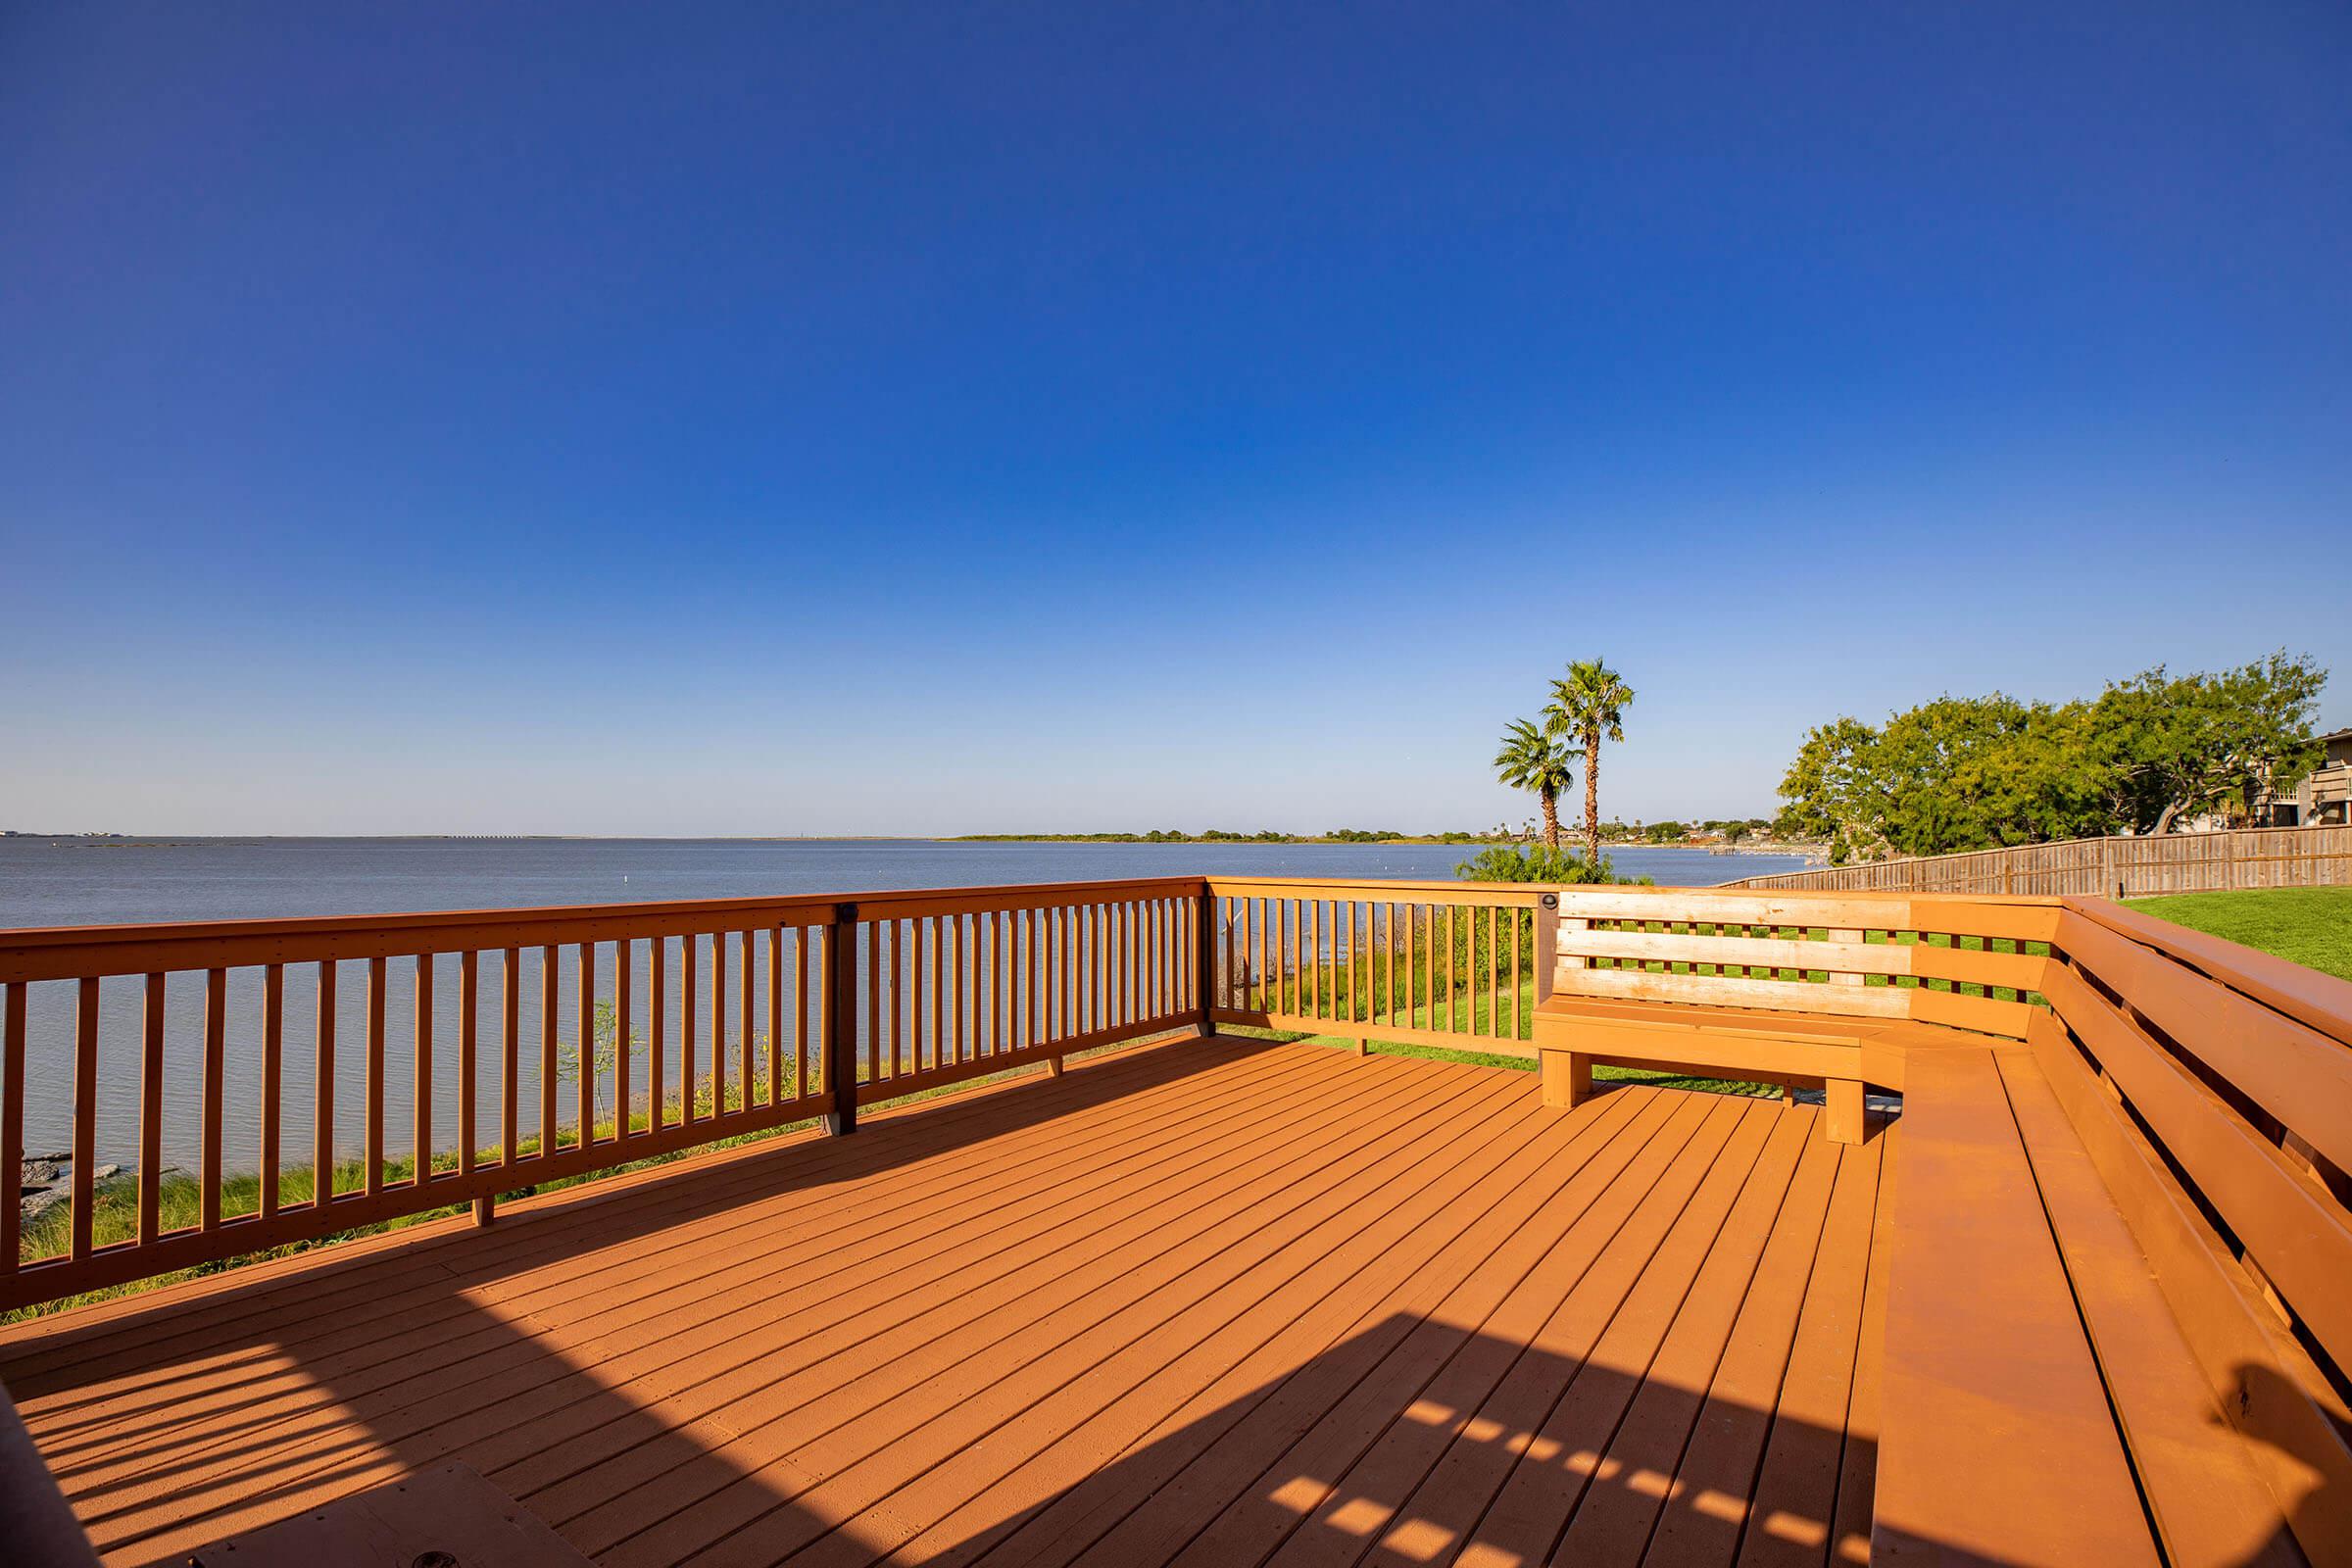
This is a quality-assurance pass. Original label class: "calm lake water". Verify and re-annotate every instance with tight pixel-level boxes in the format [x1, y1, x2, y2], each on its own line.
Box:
[0, 837, 1813, 1176]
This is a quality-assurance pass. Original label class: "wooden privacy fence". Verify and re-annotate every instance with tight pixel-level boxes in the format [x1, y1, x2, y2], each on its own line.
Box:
[0, 876, 1204, 1311]
[1722, 823, 2352, 896]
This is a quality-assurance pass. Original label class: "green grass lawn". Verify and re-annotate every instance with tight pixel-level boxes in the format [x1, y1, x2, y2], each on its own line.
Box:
[2124, 887, 2352, 984]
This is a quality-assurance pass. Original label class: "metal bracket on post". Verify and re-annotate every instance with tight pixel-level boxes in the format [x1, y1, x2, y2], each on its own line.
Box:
[1195, 886, 1219, 1038]
[824, 902, 858, 1136]
[1535, 892, 1560, 1005]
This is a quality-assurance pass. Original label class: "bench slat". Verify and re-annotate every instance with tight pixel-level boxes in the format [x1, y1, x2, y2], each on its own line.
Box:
[2059, 908, 2352, 1179]
[2041, 960, 2352, 1374]
[1873, 1047, 2157, 1567]
[1553, 968, 1910, 1020]
[2028, 1008, 2352, 1564]
[1995, 1050, 2304, 1568]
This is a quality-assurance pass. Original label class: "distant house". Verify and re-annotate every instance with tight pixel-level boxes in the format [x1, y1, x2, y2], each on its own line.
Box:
[2255, 727, 2352, 827]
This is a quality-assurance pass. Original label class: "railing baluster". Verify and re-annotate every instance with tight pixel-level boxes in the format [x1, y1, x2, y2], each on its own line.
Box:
[575, 942, 594, 1141]
[739, 928, 756, 1112]
[649, 938, 665, 1130]
[926, 916, 943, 1072]
[679, 935, 697, 1125]
[366, 956, 387, 1197]
[415, 953, 434, 1186]
[263, 961, 284, 1220]
[201, 967, 226, 1226]
[615, 939, 631, 1134]
[459, 952, 478, 1174]
[768, 927, 784, 1108]
[71, 978, 98, 1261]
[1, 982, 23, 1273]
[317, 961, 338, 1207]
[501, 948, 519, 1163]
[796, 927, 811, 1100]
[710, 928, 727, 1115]
[139, 973, 165, 1245]
[539, 945, 560, 1150]
[866, 919, 883, 1082]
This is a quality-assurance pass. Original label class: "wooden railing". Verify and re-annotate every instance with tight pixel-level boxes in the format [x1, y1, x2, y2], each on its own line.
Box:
[1721, 822, 2352, 896]
[1201, 877, 1551, 1057]
[0, 876, 1203, 1312]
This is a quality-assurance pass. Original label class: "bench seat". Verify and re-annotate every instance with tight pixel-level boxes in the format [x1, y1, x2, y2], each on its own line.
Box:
[1532, 995, 1994, 1144]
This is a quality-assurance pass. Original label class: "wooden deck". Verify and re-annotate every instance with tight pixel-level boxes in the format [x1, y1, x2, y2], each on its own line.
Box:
[0, 1037, 1887, 1568]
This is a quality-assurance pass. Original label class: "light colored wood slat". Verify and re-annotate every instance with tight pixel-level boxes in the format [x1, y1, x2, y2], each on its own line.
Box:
[138, 975, 164, 1246]
[1558, 966, 1912, 1019]
[2040, 959, 2352, 1372]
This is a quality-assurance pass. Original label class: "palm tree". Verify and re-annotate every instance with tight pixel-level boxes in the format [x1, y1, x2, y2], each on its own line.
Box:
[1494, 718, 1580, 851]
[1548, 660, 1635, 864]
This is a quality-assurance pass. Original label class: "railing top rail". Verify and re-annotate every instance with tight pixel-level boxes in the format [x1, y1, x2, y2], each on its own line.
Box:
[0, 875, 1209, 983]
[1200, 875, 1546, 903]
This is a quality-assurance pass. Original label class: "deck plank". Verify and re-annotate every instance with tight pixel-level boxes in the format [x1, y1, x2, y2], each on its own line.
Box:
[2, 1044, 1905, 1568]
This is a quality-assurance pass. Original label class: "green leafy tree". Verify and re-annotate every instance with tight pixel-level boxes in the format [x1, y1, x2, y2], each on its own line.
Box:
[1493, 718, 1580, 850]
[2089, 653, 2328, 833]
[1547, 660, 1635, 864]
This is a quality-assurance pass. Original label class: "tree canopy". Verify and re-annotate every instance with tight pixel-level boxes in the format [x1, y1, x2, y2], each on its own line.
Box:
[1774, 653, 2328, 862]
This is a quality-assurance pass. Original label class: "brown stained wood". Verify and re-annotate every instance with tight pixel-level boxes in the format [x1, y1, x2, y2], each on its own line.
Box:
[740, 929, 756, 1112]
[366, 958, 390, 1199]
[200, 968, 226, 1229]
[501, 950, 520, 1161]
[414, 954, 433, 1188]
[648, 940, 665, 1133]
[3, 985, 24, 1271]
[317, 963, 339, 1206]
[762, 928, 784, 1099]
[459, 953, 478, 1177]
[614, 940, 631, 1136]
[796, 929, 811, 1099]
[247, 974, 284, 1219]
[1993, 1051, 2302, 1568]
[578, 945, 597, 1142]
[70, 979, 97, 1261]
[1872, 1047, 2157, 1567]
[678, 937, 697, 1126]
[540, 945, 561, 1146]
[137, 976, 164, 1246]
[710, 928, 728, 1115]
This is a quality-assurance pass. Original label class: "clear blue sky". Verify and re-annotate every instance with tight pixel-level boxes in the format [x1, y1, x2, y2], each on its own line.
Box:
[5, 3, 2347, 836]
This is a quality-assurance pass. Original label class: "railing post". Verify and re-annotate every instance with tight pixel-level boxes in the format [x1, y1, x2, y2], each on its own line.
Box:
[1195, 885, 1218, 1037]
[825, 903, 858, 1136]
[1535, 892, 1559, 1004]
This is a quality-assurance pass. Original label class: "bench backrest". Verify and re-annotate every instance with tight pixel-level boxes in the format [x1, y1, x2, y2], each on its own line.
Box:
[1546, 886, 2056, 1041]
[2035, 897, 2352, 1561]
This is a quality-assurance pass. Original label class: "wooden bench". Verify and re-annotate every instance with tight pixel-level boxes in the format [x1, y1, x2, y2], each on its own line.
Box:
[1527, 884, 2351, 1567]
[1532, 888, 2048, 1143]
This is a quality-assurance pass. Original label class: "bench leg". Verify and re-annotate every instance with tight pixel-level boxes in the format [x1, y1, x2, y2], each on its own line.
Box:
[1825, 1078, 1865, 1145]
[1542, 1049, 1593, 1109]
